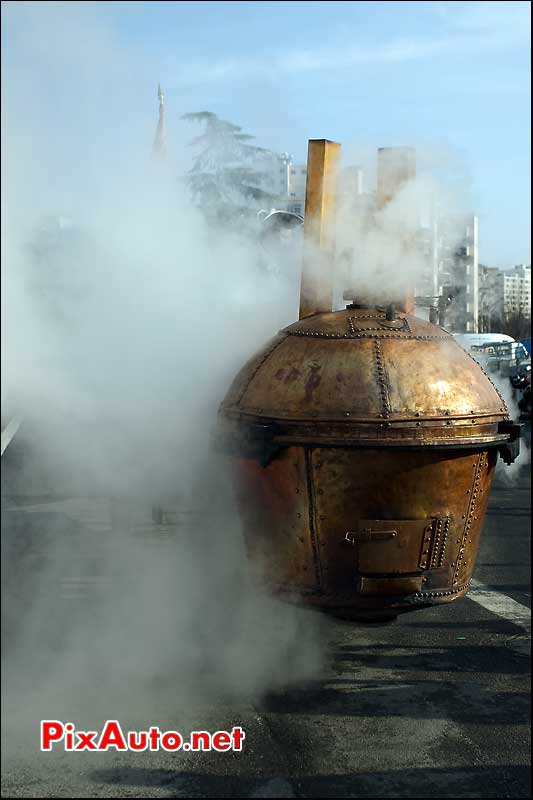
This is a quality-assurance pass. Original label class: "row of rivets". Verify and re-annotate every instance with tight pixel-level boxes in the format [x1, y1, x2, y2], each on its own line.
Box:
[453, 455, 484, 584]
[466, 351, 507, 407]
[288, 331, 451, 340]
[374, 340, 392, 418]
[430, 519, 442, 569]
[413, 579, 471, 600]
[235, 337, 284, 405]
[349, 314, 386, 319]
[438, 518, 450, 567]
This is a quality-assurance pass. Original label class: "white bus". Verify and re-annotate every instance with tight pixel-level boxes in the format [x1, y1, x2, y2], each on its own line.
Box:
[454, 333, 530, 375]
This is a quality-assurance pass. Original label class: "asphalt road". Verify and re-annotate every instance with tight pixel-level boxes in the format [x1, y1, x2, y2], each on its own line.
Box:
[1, 438, 530, 798]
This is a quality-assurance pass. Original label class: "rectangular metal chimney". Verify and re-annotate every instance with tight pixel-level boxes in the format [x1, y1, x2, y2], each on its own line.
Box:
[299, 139, 341, 320]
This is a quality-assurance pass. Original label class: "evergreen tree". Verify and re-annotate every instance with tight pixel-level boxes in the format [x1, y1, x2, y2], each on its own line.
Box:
[182, 111, 279, 225]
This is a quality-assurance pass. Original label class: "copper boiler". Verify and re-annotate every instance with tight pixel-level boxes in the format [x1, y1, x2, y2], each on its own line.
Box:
[216, 140, 520, 619]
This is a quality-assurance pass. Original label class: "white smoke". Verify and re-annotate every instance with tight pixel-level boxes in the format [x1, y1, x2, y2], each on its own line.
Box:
[334, 144, 473, 307]
[1, 2, 325, 753]
[491, 371, 531, 483]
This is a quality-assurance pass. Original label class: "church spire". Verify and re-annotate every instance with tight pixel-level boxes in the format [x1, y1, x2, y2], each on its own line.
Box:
[152, 83, 166, 159]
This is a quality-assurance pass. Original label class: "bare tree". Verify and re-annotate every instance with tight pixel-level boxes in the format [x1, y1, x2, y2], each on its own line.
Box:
[501, 309, 531, 342]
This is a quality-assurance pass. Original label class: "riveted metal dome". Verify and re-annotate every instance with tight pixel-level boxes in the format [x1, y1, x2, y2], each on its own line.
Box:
[215, 138, 521, 619]
[219, 307, 513, 456]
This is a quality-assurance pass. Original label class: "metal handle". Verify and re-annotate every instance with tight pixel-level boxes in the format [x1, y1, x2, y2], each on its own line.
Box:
[344, 529, 398, 545]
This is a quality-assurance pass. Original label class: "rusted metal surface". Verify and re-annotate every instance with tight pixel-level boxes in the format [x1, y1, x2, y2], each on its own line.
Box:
[217, 304, 519, 617]
[220, 308, 509, 444]
[299, 139, 341, 320]
[234, 449, 320, 593]
[226, 436, 500, 616]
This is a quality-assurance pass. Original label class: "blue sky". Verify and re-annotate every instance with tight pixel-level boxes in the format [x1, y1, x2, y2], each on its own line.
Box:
[2, 1, 531, 266]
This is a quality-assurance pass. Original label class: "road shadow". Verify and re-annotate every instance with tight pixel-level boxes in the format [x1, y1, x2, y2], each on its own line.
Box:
[90, 764, 531, 798]
[261, 679, 529, 725]
[329, 640, 530, 673]
[257, 632, 530, 726]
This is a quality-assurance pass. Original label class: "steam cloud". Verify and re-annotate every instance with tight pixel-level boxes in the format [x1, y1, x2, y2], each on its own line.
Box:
[334, 143, 475, 307]
[1, 2, 325, 756]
